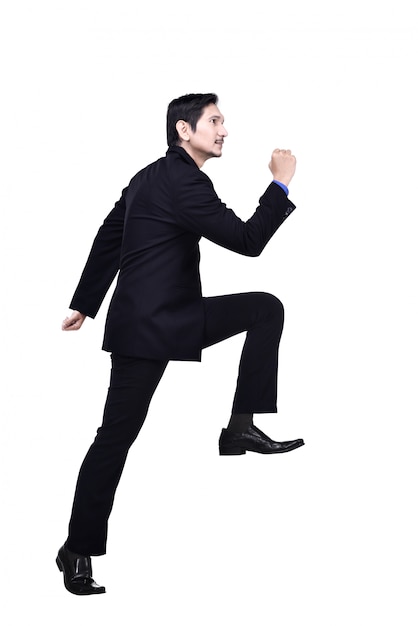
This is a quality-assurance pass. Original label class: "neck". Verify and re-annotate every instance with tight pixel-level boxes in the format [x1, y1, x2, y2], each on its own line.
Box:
[177, 142, 207, 169]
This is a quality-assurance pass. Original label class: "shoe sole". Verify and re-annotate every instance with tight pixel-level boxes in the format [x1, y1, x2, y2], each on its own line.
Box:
[219, 441, 305, 455]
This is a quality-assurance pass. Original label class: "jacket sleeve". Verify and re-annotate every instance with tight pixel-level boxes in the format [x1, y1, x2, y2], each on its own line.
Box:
[173, 169, 296, 257]
[69, 188, 128, 318]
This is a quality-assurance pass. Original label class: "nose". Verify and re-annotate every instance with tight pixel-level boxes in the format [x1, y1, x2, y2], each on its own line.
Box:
[219, 124, 228, 137]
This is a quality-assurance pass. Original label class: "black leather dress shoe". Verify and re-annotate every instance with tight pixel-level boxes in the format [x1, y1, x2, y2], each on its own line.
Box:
[219, 424, 304, 455]
[56, 544, 106, 595]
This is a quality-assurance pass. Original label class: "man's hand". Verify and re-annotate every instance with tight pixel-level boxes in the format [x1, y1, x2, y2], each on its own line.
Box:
[269, 149, 296, 187]
[62, 310, 87, 331]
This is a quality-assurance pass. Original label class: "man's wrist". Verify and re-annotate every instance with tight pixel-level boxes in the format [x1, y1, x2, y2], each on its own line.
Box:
[273, 180, 289, 196]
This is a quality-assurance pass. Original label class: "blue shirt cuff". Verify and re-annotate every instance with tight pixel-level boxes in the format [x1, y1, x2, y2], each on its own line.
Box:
[273, 180, 289, 196]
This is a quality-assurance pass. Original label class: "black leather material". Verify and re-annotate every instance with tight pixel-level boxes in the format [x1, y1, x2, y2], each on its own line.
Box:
[219, 425, 304, 455]
[56, 545, 106, 595]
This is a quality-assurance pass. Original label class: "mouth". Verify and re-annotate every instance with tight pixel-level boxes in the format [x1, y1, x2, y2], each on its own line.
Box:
[215, 140, 224, 145]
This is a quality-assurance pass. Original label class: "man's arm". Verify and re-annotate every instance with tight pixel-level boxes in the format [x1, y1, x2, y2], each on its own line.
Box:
[174, 149, 297, 257]
[65, 187, 128, 322]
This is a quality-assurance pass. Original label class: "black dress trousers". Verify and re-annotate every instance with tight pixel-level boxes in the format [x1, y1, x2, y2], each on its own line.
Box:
[66, 291, 284, 555]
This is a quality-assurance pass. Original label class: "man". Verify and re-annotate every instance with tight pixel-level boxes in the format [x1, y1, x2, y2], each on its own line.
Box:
[56, 93, 304, 596]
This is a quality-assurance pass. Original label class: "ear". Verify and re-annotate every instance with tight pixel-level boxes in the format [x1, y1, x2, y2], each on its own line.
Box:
[176, 119, 191, 142]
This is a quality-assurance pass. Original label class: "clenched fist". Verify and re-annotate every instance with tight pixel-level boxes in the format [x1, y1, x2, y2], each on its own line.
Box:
[269, 149, 296, 187]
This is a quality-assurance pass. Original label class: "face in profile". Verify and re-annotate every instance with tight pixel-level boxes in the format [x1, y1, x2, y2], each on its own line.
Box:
[178, 103, 228, 166]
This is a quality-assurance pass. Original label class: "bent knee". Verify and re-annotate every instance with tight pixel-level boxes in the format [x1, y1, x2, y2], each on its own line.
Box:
[258, 292, 284, 320]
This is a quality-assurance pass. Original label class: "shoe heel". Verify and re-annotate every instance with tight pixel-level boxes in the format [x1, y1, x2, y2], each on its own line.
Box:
[56, 556, 63, 572]
[219, 447, 246, 455]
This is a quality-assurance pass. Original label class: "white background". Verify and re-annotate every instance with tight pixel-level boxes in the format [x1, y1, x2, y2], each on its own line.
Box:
[1, 0, 417, 623]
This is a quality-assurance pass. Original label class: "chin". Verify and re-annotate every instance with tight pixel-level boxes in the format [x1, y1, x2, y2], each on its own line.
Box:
[206, 152, 222, 161]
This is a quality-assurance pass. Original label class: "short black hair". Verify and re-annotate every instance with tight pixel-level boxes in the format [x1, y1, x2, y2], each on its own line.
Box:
[166, 93, 218, 147]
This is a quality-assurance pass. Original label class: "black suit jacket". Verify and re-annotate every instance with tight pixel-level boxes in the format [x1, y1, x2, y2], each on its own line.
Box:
[70, 146, 296, 360]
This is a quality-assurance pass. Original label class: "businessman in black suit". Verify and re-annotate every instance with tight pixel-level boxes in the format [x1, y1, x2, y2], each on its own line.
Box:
[56, 93, 304, 595]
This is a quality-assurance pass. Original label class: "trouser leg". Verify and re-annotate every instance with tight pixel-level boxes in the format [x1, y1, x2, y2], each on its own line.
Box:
[66, 355, 167, 556]
[202, 292, 284, 414]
